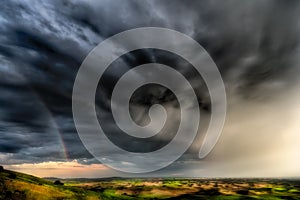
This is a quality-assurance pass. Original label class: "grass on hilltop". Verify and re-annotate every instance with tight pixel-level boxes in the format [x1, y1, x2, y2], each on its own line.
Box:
[0, 168, 100, 200]
[1, 167, 300, 200]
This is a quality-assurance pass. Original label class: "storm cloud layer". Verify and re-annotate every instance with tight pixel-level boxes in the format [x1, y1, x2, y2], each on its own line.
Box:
[0, 0, 300, 177]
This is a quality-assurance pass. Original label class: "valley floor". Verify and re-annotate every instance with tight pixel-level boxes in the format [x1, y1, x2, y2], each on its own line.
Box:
[1, 169, 300, 199]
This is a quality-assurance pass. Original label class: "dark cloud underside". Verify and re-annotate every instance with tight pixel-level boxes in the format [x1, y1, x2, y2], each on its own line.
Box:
[0, 0, 300, 176]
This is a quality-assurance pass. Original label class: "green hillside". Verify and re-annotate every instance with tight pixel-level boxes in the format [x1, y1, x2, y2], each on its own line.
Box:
[0, 167, 100, 200]
[1, 167, 300, 200]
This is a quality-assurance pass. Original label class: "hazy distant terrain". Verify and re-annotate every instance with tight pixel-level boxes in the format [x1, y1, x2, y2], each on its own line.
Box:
[1, 168, 300, 199]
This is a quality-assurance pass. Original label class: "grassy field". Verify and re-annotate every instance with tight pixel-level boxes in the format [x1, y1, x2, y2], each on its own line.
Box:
[1, 168, 300, 199]
[0, 168, 100, 199]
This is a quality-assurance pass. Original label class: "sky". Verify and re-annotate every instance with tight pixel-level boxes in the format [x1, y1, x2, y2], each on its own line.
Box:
[0, 0, 300, 178]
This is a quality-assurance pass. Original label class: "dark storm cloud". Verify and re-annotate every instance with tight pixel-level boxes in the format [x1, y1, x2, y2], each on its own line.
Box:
[0, 0, 300, 176]
[0, 0, 95, 163]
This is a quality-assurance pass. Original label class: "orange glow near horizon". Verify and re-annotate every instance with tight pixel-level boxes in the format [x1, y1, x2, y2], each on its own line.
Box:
[3, 160, 113, 178]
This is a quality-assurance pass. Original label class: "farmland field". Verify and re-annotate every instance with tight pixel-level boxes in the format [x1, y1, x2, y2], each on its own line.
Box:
[1, 169, 300, 199]
[64, 178, 300, 200]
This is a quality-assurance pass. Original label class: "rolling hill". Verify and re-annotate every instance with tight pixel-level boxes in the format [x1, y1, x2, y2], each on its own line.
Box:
[0, 167, 100, 200]
[1, 166, 300, 200]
